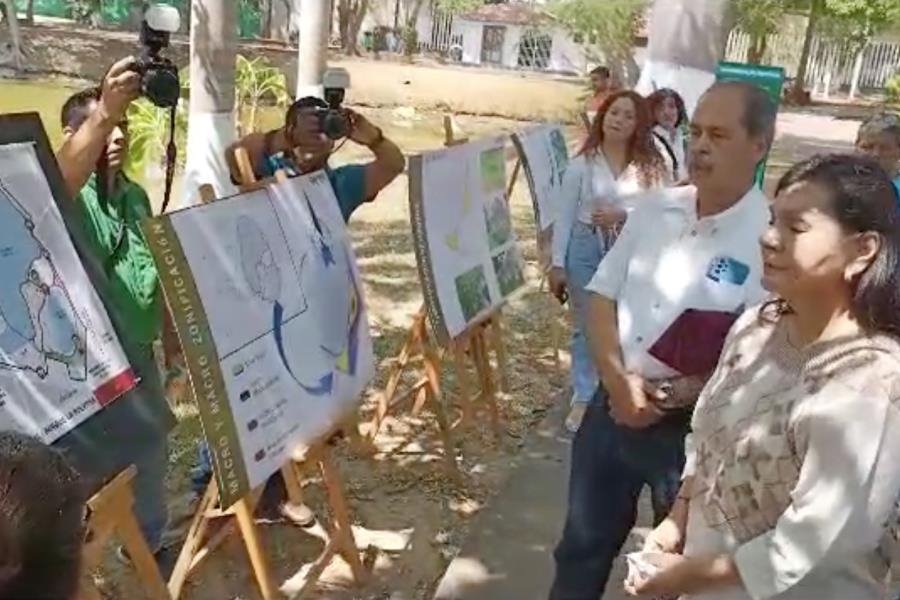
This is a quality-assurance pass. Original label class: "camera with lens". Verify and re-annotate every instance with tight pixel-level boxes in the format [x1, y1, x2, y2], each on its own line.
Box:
[134, 4, 181, 108]
[318, 68, 351, 140]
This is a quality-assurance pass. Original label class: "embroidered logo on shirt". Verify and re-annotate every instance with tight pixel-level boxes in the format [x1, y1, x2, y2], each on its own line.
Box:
[706, 256, 749, 286]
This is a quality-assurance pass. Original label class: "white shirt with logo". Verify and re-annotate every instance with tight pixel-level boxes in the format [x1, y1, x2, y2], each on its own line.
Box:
[586, 184, 770, 380]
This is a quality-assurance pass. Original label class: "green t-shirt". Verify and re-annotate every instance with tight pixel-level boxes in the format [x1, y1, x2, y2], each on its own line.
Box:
[76, 173, 162, 348]
[52, 173, 174, 465]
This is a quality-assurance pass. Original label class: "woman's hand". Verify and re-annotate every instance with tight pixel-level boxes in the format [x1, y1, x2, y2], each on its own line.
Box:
[591, 206, 627, 229]
[643, 516, 685, 554]
[624, 553, 689, 597]
[625, 554, 741, 598]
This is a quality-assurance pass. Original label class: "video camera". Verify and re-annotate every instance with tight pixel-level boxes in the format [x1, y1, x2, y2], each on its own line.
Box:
[134, 4, 181, 108]
[318, 68, 351, 140]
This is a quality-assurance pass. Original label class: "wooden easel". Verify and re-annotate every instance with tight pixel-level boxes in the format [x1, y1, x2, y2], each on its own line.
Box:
[167, 169, 365, 599]
[366, 117, 513, 457]
[80, 465, 170, 600]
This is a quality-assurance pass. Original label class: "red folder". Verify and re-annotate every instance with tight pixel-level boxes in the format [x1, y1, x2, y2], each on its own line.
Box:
[647, 309, 740, 376]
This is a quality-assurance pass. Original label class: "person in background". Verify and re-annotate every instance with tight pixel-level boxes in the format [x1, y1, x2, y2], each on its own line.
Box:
[55, 57, 176, 566]
[226, 95, 405, 222]
[212, 96, 405, 525]
[855, 113, 900, 203]
[548, 90, 668, 433]
[630, 154, 900, 600]
[549, 81, 777, 599]
[585, 66, 616, 115]
[648, 88, 689, 184]
[0, 431, 85, 600]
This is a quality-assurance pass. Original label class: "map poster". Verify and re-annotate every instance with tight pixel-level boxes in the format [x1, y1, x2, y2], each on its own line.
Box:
[143, 171, 375, 508]
[511, 125, 570, 270]
[0, 113, 136, 443]
[409, 137, 526, 344]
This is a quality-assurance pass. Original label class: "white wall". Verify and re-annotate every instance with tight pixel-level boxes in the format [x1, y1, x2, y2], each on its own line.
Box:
[454, 18, 587, 74]
[549, 27, 588, 74]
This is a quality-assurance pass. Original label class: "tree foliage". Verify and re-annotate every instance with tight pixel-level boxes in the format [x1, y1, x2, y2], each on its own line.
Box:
[732, 0, 788, 63]
[434, 0, 482, 15]
[549, 0, 646, 82]
[820, 0, 900, 50]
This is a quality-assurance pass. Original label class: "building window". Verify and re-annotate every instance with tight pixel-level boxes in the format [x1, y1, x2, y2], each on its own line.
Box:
[518, 29, 552, 70]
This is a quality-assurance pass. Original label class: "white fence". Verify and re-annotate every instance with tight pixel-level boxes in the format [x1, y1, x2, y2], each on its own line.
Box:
[726, 28, 900, 94]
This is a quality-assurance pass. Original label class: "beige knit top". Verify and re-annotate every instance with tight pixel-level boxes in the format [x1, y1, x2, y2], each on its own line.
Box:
[683, 305, 900, 600]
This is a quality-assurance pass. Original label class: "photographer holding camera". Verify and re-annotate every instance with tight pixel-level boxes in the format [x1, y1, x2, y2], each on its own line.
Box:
[53, 55, 176, 566]
[226, 75, 405, 222]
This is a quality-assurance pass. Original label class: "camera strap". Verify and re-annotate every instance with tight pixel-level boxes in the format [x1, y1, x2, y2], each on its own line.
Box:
[161, 104, 178, 214]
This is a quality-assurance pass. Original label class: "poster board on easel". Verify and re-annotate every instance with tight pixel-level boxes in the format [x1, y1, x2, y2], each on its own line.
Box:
[143, 171, 375, 510]
[409, 136, 526, 347]
[510, 124, 569, 272]
[0, 113, 138, 441]
[0, 112, 164, 598]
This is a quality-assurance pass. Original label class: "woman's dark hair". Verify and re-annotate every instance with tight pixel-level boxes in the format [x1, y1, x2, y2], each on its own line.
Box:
[0, 432, 85, 600]
[767, 153, 900, 336]
[580, 89, 666, 187]
[646, 88, 688, 129]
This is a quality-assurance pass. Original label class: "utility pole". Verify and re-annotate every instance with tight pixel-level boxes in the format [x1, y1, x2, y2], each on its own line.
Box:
[296, 0, 330, 99]
[182, 0, 238, 206]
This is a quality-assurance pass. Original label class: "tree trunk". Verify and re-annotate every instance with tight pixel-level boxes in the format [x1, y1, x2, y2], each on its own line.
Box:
[348, 0, 368, 56]
[0, 0, 24, 71]
[270, 0, 291, 42]
[789, 0, 822, 104]
[403, 0, 426, 59]
[849, 45, 865, 100]
[747, 33, 767, 64]
[636, 0, 732, 114]
[182, 0, 238, 206]
[25, 0, 34, 25]
[296, 0, 329, 98]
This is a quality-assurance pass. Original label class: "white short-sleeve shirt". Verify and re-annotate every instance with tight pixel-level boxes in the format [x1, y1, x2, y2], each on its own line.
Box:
[586, 184, 769, 380]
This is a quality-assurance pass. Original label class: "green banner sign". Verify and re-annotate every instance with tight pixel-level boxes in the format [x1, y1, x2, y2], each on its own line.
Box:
[716, 61, 786, 187]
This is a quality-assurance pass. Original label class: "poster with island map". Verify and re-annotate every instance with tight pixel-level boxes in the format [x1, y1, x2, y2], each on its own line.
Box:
[409, 137, 526, 344]
[0, 116, 136, 443]
[143, 171, 375, 508]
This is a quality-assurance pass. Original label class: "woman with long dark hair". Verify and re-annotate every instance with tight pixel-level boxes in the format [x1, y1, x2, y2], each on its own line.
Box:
[647, 88, 689, 184]
[628, 154, 900, 600]
[549, 90, 668, 432]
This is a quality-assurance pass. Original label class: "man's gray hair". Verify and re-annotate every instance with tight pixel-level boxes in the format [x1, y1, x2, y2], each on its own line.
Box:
[704, 80, 778, 148]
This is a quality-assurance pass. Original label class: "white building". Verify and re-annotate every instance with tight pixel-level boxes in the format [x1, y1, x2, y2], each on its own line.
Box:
[450, 3, 588, 73]
[358, 0, 591, 75]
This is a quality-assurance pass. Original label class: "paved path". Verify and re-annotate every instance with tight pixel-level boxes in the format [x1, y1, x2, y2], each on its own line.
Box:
[433, 402, 651, 600]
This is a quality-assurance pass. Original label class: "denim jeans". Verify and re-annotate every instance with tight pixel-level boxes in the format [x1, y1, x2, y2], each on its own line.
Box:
[565, 222, 604, 404]
[549, 394, 688, 600]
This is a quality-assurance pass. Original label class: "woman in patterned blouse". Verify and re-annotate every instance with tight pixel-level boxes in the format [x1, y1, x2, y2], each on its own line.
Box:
[626, 154, 900, 600]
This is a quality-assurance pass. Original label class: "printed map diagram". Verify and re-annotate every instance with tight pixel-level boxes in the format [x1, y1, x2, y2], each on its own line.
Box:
[0, 178, 87, 382]
[0, 136, 135, 444]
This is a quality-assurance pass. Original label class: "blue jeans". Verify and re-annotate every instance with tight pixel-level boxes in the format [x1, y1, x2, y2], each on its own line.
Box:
[550, 395, 688, 600]
[565, 222, 603, 404]
[191, 441, 213, 496]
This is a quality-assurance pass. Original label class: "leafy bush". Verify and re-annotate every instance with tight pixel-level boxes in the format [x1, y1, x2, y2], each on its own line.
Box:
[887, 72, 900, 104]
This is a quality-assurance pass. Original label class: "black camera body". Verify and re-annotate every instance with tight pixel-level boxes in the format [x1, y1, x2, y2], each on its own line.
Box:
[135, 4, 181, 108]
[318, 68, 351, 140]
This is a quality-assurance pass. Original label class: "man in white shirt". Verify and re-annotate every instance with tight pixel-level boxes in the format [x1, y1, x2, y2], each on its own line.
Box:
[549, 81, 778, 599]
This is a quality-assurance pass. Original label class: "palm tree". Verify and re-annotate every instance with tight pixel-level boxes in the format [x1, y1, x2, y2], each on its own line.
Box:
[636, 0, 733, 114]
[182, 0, 238, 206]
